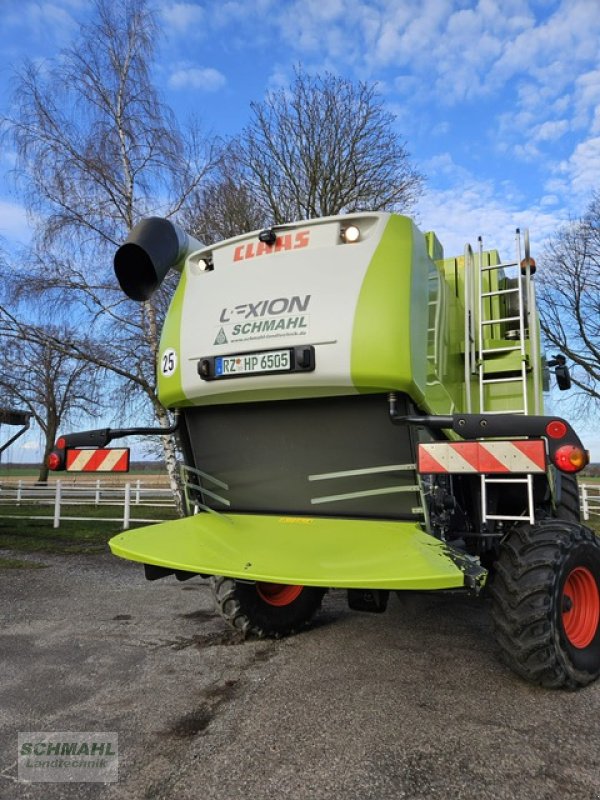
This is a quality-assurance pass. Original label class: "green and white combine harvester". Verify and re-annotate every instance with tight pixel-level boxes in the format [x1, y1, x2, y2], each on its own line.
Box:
[50, 212, 598, 688]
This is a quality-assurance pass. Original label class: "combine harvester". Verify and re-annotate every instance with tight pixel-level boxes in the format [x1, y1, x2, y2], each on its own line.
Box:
[50, 212, 597, 688]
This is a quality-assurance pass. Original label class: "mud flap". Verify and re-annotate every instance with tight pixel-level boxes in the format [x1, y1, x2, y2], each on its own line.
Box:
[109, 514, 487, 591]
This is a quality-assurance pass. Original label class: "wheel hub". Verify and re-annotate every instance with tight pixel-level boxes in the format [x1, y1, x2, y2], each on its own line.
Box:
[255, 583, 303, 607]
[562, 566, 600, 649]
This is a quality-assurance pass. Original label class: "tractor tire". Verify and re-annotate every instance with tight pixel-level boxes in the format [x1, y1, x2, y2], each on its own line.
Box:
[210, 576, 326, 637]
[555, 473, 581, 522]
[489, 520, 600, 689]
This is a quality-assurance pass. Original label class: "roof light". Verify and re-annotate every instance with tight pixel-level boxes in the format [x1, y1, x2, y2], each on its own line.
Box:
[259, 229, 277, 245]
[198, 258, 213, 272]
[553, 444, 589, 473]
[341, 225, 360, 243]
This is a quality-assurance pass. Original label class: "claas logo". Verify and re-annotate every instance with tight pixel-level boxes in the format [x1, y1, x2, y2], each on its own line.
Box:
[233, 231, 310, 262]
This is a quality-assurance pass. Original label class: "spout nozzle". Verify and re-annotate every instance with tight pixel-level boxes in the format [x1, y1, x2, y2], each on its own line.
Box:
[114, 217, 203, 301]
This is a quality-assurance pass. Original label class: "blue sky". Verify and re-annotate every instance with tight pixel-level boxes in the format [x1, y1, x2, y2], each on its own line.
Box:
[1, 0, 599, 461]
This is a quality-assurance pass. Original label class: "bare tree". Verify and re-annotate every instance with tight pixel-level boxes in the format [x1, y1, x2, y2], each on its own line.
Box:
[538, 194, 600, 407]
[228, 67, 423, 225]
[3, 0, 220, 512]
[0, 314, 101, 482]
[182, 150, 267, 243]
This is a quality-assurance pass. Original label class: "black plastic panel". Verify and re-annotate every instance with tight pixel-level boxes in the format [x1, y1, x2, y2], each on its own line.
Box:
[181, 394, 420, 520]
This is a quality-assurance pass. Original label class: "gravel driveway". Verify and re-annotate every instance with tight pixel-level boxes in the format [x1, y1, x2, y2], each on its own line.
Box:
[1, 549, 600, 800]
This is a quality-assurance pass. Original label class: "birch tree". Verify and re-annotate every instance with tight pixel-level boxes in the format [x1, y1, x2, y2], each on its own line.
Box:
[3, 0, 219, 511]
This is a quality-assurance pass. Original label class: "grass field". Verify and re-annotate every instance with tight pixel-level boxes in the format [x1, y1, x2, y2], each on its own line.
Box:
[0, 470, 170, 488]
[0, 503, 178, 558]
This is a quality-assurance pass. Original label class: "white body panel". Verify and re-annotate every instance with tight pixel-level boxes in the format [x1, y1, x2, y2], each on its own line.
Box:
[177, 214, 389, 403]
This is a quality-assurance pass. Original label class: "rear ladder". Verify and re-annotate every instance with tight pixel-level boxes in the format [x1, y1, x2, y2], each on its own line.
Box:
[464, 229, 542, 526]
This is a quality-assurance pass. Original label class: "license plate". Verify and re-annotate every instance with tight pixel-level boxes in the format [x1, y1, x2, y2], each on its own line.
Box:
[215, 349, 291, 378]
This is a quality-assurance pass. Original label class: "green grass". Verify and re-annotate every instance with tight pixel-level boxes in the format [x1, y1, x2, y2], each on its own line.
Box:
[0, 467, 40, 478]
[587, 516, 600, 535]
[0, 556, 47, 569]
[0, 504, 178, 555]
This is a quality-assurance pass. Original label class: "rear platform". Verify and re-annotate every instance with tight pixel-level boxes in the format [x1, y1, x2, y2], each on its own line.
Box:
[109, 514, 486, 590]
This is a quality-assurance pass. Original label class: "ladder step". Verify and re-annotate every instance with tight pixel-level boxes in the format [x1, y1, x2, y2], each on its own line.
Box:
[481, 288, 520, 297]
[485, 514, 529, 521]
[484, 478, 529, 484]
[481, 376, 525, 384]
[481, 316, 520, 325]
[479, 409, 526, 415]
[481, 346, 521, 354]
[480, 261, 519, 272]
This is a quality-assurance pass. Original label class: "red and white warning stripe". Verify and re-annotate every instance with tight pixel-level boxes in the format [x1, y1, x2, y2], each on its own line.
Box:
[418, 440, 546, 474]
[66, 448, 130, 472]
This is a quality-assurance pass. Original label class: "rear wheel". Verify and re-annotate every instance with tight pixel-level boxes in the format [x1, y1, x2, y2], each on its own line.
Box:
[555, 473, 581, 522]
[489, 520, 600, 688]
[211, 576, 326, 637]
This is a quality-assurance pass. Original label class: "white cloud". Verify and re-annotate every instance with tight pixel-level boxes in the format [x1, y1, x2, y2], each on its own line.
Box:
[416, 161, 567, 259]
[549, 136, 600, 200]
[573, 68, 600, 132]
[0, 199, 33, 243]
[4, 2, 79, 42]
[161, 2, 205, 32]
[540, 194, 559, 207]
[168, 66, 226, 92]
[533, 119, 569, 142]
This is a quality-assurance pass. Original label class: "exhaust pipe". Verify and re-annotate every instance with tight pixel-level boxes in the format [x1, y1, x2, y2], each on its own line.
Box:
[114, 217, 204, 301]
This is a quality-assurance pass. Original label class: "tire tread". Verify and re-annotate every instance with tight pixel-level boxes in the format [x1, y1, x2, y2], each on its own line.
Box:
[489, 520, 600, 689]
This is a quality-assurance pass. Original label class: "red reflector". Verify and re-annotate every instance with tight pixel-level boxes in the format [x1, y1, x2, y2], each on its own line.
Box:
[48, 452, 62, 471]
[55, 437, 66, 449]
[546, 420, 568, 439]
[553, 445, 588, 473]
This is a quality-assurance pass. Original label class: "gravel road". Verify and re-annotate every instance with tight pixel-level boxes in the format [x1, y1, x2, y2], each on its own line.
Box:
[1, 549, 600, 800]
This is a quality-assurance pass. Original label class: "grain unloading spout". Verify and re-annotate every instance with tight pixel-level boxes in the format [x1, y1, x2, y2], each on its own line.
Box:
[114, 217, 203, 301]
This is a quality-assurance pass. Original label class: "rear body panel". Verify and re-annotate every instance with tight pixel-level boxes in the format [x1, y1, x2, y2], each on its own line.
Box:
[158, 213, 462, 416]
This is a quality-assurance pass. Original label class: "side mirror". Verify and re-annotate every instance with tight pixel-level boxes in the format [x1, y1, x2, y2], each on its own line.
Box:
[547, 354, 572, 391]
[555, 364, 571, 391]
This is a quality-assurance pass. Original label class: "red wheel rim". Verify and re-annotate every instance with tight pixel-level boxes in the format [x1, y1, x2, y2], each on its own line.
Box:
[256, 583, 303, 607]
[562, 567, 600, 649]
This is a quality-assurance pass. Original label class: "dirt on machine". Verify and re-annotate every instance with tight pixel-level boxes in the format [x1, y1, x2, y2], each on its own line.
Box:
[49, 211, 597, 689]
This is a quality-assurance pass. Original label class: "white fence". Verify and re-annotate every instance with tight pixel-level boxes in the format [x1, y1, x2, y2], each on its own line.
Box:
[581, 483, 600, 521]
[0, 478, 175, 530]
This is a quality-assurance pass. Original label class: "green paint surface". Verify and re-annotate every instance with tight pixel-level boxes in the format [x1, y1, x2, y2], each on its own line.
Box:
[110, 513, 469, 590]
[351, 215, 421, 400]
[157, 269, 188, 407]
